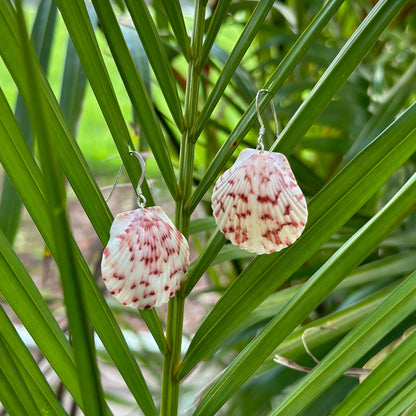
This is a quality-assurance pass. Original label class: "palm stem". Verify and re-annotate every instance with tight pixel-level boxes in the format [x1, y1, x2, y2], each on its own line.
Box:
[161, 2, 206, 415]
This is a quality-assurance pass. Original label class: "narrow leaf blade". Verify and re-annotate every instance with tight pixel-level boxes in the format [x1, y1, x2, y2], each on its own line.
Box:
[0, 306, 67, 416]
[194, 0, 276, 139]
[15, 3, 106, 412]
[160, 0, 191, 60]
[192, 156, 416, 416]
[124, 0, 184, 130]
[188, 0, 345, 212]
[180, 102, 416, 380]
[269, 268, 416, 416]
[88, 0, 178, 197]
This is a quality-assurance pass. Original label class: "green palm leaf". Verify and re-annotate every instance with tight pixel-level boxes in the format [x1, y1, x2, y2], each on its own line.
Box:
[180, 101, 416, 381]
[0, 40, 158, 416]
[0, 345, 36, 416]
[191, 162, 416, 416]
[15, 2, 106, 413]
[329, 328, 416, 415]
[0, 1, 415, 414]
[55, 0, 179, 199]
[0, 305, 67, 416]
[268, 266, 416, 416]
[195, 0, 276, 139]
[0, 0, 56, 243]
[188, 0, 345, 213]
[124, 0, 184, 130]
[0, 1, 113, 243]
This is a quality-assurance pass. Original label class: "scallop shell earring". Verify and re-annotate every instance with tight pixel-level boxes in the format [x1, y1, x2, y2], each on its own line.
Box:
[212, 90, 308, 255]
[101, 151, 189, 309]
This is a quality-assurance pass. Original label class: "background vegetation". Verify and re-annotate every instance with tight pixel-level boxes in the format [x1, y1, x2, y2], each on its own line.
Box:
[0, 0, 416, 415]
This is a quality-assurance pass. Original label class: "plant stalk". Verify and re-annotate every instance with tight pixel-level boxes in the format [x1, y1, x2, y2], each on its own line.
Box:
[160, 2, 206, 415]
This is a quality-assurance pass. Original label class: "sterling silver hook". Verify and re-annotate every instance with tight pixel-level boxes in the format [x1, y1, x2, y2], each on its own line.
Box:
[105, 150, 147, 209]
[130, 151, 147, 208]
[255, 89, 279, 153]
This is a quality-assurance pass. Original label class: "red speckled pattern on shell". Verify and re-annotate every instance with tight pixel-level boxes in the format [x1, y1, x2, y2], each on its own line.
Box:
[212, 148, 308, 254]
[101, 206, 189, 309]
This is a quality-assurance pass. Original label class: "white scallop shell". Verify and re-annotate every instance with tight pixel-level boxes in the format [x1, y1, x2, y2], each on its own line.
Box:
[212, 148, 308, 254]
[101, 206, 189, 309]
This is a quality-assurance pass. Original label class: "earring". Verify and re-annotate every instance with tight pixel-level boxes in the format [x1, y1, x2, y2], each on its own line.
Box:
[101, 151, 189, 309]
[211, 89, 308, 255]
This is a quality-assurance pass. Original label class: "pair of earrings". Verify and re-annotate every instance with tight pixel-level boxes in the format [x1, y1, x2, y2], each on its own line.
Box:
[212, 89, 308, 255]
[102, 90, 307, 310]
[101, 152, 189, 310]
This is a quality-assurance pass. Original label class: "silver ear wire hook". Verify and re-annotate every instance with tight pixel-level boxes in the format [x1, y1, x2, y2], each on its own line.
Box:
[255, 89, 279, 153]
[105, 150, 147, 209]
[130, 151, 147, 209]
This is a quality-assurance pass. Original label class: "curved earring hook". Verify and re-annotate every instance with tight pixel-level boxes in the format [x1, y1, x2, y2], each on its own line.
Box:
[255, 89, 279, 152]
[130, 151, 147, 208]
[105, 150, 147, 208]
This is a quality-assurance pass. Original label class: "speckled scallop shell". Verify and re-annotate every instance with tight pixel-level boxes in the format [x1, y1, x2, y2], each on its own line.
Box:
[101, 206, 189, 309]
[212, 148, 308, 254]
